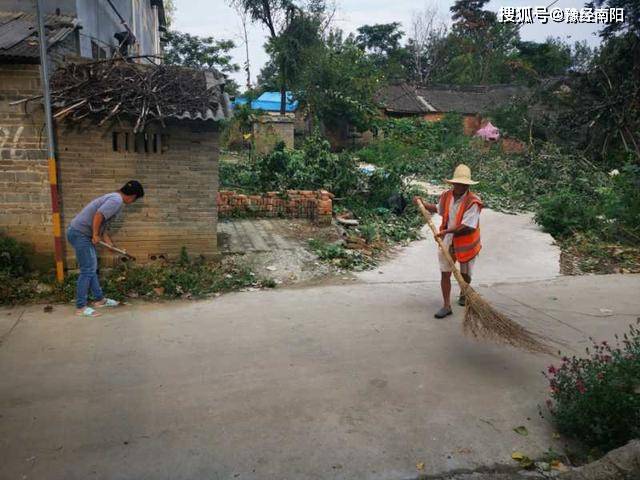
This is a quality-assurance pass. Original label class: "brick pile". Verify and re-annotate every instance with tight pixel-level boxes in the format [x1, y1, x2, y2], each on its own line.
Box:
[218, 190, 333, 225]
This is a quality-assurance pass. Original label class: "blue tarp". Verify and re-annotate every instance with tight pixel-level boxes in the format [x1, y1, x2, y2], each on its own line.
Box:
[233, 91, 298, 112]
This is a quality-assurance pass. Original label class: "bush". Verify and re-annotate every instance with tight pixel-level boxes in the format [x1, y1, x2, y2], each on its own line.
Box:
[220, 131, 364, 197]
[599, 164, 640, 243]
[544, 321, 640, 452]
[0, 235, 31, 276]
[0, 256, 275, 306]
[375, 115, 466, 151]
[535, 187, 601, 239]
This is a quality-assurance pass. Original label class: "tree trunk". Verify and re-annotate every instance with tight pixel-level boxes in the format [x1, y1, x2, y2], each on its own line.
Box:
[280, 85, 286, 115]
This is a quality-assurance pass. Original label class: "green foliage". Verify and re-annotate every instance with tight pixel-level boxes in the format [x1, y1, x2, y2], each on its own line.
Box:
[0, 257, 274, 306]
[536, 188, 600, 239]
[375, 115, 466, 151]
[307, 239, 376, 270]
[0, 271, 41, 304]
[0, 235, 30, 277]
[238, 0, 328, 113]
[554, 31, 640, 164]
[179, 246, 190, 266]
[297, 31, 382, 131]
[349, 204, 423, 243]
[355, 22, 410, 79]
[536, 164, 640, 243]
[221, 130, 364, 196]
[486, 101, 531, 142]
[163, 31, 239, 74]
[600, 164, 640, 241]
[356, 23, 404, 55]
[544, 321, 640, 452]
[356, 139, 425, 168]
[516, 38, 572, 78]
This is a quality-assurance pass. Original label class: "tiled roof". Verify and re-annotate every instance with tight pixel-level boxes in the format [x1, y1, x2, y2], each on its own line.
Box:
[379, 83, 530, 115]
[0, 11, 78, 61]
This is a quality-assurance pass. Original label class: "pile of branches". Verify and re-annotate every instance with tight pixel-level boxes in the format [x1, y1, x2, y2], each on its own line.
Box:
[46, 58, 224, 132]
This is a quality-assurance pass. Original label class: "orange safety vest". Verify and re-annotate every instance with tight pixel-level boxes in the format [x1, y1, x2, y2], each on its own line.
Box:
[439, 189, 483, 263]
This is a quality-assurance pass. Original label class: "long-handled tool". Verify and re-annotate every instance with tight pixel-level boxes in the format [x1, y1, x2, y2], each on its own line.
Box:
[415, 197, 552, 354]
[98, 241, 136, 261]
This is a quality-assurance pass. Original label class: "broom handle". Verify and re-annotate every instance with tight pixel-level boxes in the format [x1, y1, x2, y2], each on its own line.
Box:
[414, 197, 470, 293]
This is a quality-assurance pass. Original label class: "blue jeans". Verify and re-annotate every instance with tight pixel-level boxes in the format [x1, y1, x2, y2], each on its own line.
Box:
[66, 227, 104, 309]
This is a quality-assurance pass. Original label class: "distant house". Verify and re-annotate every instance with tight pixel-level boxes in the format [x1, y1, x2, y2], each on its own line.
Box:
[0, 2, 232, 269]
[233, 91, 307, 153]
[377, 82, 529, 135]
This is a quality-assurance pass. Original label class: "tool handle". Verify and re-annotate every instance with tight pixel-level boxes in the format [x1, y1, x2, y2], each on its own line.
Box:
[98, 241, 134, 259]
[414, 197, 470, 292]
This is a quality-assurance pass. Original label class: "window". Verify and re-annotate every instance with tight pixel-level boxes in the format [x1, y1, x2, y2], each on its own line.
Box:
[111, 131, 167, 154]
[91, 40, 107, 60]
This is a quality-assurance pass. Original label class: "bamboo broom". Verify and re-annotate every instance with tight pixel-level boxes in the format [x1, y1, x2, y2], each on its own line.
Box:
[414, 197, 552, 354]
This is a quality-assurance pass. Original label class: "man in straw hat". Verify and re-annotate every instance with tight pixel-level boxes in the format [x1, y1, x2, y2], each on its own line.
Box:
[417, 164, 483, 318]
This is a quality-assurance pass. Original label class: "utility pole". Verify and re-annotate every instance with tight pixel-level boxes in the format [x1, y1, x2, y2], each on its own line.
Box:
[36, 0, 64, 281]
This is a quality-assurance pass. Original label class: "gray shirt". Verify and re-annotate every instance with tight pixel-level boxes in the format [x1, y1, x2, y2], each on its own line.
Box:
[69, 192, 123, 237]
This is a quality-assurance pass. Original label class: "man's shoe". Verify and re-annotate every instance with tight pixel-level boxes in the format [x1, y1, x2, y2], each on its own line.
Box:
[434, 307, 452, 319]
[458, 295, 466, 306]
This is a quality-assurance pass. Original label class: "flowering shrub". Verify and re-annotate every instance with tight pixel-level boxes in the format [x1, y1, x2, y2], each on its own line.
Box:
[544, 320, 640, 452]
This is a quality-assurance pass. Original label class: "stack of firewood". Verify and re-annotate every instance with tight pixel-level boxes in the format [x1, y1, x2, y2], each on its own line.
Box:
[44, 58, 224, 131]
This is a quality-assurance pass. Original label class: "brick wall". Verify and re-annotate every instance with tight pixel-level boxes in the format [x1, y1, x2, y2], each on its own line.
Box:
[0, 64, 53, 266]
[0, 60, 222, 269]
[57, 120, 219, 266]
[218, 189, 333, 226]
[252, 114, 294, 154]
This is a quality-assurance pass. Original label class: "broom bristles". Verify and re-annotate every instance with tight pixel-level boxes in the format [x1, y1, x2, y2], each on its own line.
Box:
[462, 287, 552, 354]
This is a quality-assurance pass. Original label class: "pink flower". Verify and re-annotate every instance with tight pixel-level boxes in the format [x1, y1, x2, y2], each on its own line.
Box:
[548, 365, 557, 374]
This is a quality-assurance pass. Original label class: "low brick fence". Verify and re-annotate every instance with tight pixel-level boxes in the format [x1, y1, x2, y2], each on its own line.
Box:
[217, 190, 333, 225]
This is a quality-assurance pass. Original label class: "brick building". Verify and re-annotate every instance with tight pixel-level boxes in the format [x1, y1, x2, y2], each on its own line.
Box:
[0, 14, 230, 269]
[377, 82, 529, 135]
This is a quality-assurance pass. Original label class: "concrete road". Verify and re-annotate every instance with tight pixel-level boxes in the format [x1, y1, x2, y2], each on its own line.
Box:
[1, 210, 639, 480]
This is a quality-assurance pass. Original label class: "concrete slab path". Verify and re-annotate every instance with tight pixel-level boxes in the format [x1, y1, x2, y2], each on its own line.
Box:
[217, 219, 303, 253]
[1, 210, 638, 480]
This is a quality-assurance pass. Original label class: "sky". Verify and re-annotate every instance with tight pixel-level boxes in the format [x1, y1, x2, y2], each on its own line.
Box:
[172, 0, 604, 89]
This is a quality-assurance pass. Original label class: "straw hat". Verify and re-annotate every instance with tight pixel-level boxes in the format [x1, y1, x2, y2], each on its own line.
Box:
[445, 164, 478, 185]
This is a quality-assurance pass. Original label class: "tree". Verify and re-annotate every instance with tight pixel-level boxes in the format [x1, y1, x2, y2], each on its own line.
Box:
[163, 31, 239, 73]
[232, 0, 325, 113]
[355, 23, 403, 55]
[405, 5, 449, 84]
[163, 0, 176, 28]
[296, 29, 382, 132]
[516, 38, 572, 78]
[163, 31, 241, 94]
[435, 0, 520, 84]
[355, 23, 409, 80]
[588, 0, 640, 39]
[233, 2, 253, 89]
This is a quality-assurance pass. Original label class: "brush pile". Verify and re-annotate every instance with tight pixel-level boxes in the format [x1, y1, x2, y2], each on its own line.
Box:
[45, 58, 226, 131]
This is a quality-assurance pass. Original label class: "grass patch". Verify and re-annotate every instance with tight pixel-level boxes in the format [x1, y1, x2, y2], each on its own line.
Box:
[0, 255, 275, 306]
